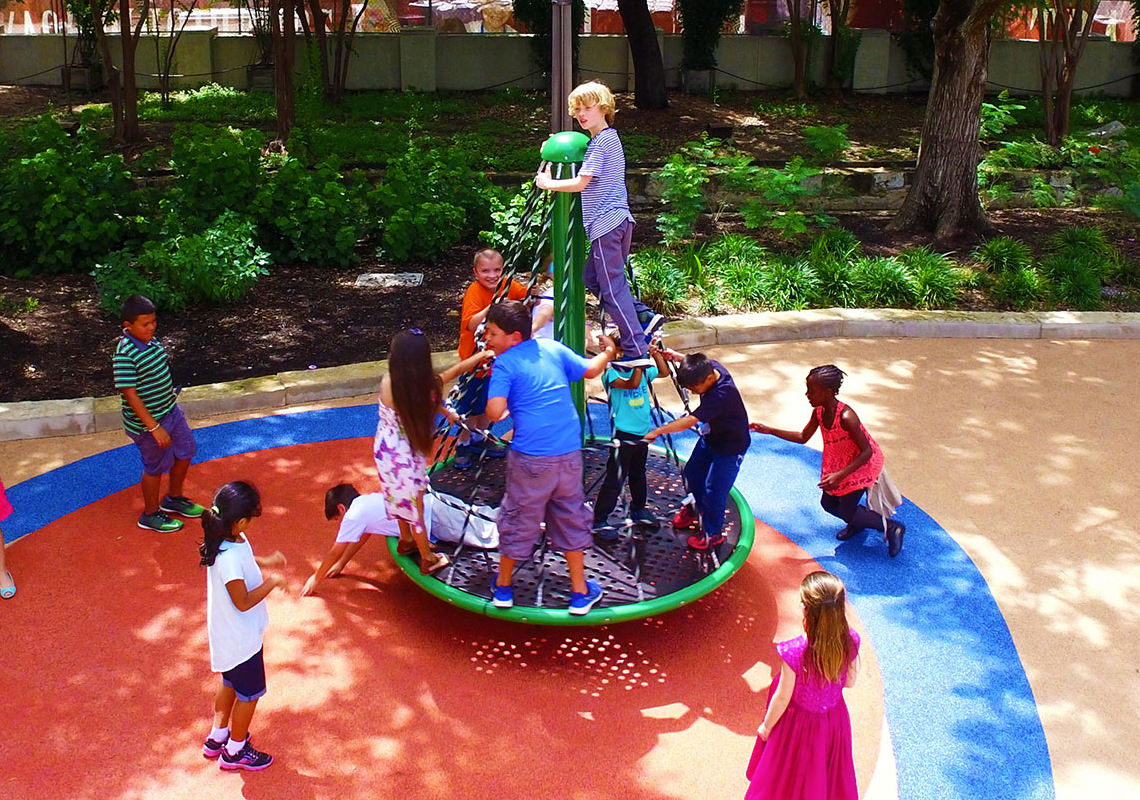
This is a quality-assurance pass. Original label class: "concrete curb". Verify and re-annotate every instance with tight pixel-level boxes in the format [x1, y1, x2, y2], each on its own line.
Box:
[3, 310, 1139, 442]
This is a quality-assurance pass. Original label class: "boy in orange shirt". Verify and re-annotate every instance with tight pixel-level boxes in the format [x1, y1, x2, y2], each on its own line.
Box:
[454, 248, 527, 468]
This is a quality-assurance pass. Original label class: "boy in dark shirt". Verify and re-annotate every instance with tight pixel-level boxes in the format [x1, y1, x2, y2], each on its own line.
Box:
[645, 350, 750, 549]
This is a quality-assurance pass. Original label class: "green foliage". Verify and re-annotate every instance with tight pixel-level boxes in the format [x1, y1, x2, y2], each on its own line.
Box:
[749, 99, 813, 119]
[479, 187, 547, 259]
[759, 256, 820, 311]
[630, 248, 688, 316]
[896, 0, 938, 80]
[94, 212, 269, 313]
[677, 0, 745, 70]
[897, 246, 962, 309]
[735, 157, 828, 239]
[980, 91, 1027, 140]
[1029, 175, 1061, 208]
[1039, 252, 1103, 310]
[1096, 179, 1140, 218]
[655, 152, 709, 246]
[802, 125, 851, 163]
[379, 202, 466, 263]
[809, 229, 861, 307]
[1045, 226, 1113, 260]
[252, 157, 367, 264]
[701, 234, 769, 311]
[991, 267, 1045, 310]
[853, 256, 918, 307]
[0, 118, 140, 275]
[981, 138, 1064, 171]
[973, 236, 1033, 273]
[166, 124, 265, 229]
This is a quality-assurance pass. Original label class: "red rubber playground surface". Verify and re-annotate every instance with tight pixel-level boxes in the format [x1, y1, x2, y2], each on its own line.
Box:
[1, 435, 885, 800]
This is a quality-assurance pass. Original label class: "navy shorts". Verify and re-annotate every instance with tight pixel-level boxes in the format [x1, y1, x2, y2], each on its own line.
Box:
[221, 648, 267, 702]
[126, 404, 197, 476]
[453, 373, 490, 418]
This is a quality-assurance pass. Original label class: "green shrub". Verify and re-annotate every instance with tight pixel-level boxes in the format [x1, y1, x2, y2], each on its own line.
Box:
[853, 256, 918, 307]
[979, 91, 1027, 140]
[0, 119, 140, 274]
[655, 151, 709, 245]
[972, 236, 1032, 273]
[897, 246, 961, 309]
[631, 248, 688, 316]
[1045, 226, 1112, 258]
[1106, 252, 1140, 287]
[760, 257, 820, 311]
[810, 227, 861, 260]
[166, 124, 266, 229]
[252, 157, 367, 264]
[802, 124, 851, 163]
[379, 202, 466, 262]
[479, 187, 549, 268]
[991, 267, 1044, 310]
[1039, 252, 1103, 310]
[94, 212, 270, 313]
[807, 230, 860, 307]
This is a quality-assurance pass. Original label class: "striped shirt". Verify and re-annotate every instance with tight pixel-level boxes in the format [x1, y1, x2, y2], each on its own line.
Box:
[580, 126, 634, 241]
[113, 334, 176, 434]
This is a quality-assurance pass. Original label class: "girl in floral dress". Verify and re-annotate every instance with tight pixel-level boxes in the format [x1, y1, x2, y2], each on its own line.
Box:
[375, 328, 491, 574]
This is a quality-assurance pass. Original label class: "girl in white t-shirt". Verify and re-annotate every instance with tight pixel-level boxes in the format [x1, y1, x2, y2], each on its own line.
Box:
[199, 481, 286, 772]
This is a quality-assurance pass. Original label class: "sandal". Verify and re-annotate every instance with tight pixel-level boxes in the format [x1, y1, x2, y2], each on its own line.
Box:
[1, 570, 15, 600]
[419, 553, 450, 576]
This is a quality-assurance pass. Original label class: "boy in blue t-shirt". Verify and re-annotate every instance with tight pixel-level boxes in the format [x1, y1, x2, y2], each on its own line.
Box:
[535, 81, 661, 369]
[592, 345, 671, 541]
[645, 349, 750, 550]
[483, 300, 618, 615]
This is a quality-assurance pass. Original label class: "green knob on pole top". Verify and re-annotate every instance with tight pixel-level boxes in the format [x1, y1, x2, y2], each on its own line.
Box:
[541, 131, 589, 163]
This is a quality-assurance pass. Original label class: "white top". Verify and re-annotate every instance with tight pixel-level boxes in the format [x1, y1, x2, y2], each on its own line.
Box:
[424, 493, 499, 548]
[336, 493, 400, 543]
[206, 535, 270, 673]
[532, 289, 555, 340]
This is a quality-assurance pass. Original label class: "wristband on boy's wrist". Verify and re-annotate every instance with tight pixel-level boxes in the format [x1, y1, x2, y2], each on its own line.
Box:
[146, 422, 161, 432]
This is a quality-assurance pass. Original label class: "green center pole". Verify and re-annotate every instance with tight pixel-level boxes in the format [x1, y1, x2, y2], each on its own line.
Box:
[541, 131, 590, 430]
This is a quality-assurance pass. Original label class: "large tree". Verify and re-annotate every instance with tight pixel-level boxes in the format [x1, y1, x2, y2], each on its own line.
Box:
[890, 0, 1007, 241]
[617, 0, 667, 109]
[91, 0, 149, 141]
[1034, 1, 1097, 146]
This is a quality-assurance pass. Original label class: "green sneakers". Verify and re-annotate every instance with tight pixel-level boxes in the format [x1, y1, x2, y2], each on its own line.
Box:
[138, 510, 184, 533]
[160, 495, 206, 518]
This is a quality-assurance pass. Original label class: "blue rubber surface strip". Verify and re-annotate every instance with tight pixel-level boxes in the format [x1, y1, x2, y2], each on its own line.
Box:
[3, 403, 1054, 800]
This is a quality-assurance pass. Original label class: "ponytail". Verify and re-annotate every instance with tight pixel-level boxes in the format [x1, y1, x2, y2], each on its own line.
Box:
[199, 481, 262, 567]
[800, 571, 855, 684]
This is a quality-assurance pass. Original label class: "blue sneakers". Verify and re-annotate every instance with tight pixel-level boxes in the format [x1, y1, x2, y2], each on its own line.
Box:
[491, 572, 514, 608]
[568, 580, 603, 615]
[453, 443, 474, 470]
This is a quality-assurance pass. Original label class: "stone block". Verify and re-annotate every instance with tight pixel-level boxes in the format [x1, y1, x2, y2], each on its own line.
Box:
[179, 376, 286, 418]
[0, 397, 95, 442]
[280, 361, 386, 405]
[714, 310, 846, 345]
[838, 309, 1042, 339]
[1038, 311, 1140, 339]
[662, 319, 717, 351]
[94, 394, 124, 433]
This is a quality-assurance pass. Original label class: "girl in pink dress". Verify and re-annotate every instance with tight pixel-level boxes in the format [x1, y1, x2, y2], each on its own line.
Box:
[750, 364, 904, 557]
[745, 571, 860, 800]
[375, 329, 491, 575]
[1, 475, 15, 598]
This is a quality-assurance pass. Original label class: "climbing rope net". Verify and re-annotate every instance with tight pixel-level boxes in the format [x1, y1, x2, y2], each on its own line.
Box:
[393, 154, 754, 625]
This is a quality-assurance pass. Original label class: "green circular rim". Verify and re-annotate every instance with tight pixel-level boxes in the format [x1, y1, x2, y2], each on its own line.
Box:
[390, 443, 756, 626]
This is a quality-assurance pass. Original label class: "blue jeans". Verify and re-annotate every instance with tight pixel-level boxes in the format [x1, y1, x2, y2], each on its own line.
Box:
[683, 438, 744, 537]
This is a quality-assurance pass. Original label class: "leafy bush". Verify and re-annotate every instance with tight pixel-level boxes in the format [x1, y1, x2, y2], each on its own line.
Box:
[479, 187, 549, 266]
[379, 202, 466, 263]
[760, 257, 820, 311]
[991, 267, 1044, 310]
[630, 248, 688, 316]
[655, 151, 709, 245]
[1039, 252, 1103, 310]
[252, 157, 367, 264]
[702, 235, 769, 311]
[979, 90, 1027, 140]
[853, 256, 918, 307]
[802, 124, 851, 163]
[94, 212, 270, 313]
[897, 246, 961, 309]
[808, 229, 860, 307]
[1045, 226, 1112, 258]
[166, 124, 266, 229]
[973, 236, 1032, 273]
[0, 118, 140, 275]
[734, 157, 828, 239]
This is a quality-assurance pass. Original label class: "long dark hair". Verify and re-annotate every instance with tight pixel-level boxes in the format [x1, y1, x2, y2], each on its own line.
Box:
[388, 328, 441, 456]
[200, 481, 262, 567]
[801, 571, 855, 684]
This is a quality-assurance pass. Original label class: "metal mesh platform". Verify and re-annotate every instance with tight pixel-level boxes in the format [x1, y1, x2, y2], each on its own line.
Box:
[390, 436, 753, 625]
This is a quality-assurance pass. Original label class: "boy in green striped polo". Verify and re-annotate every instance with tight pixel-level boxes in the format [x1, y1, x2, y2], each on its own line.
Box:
[113, 295, 204, 533]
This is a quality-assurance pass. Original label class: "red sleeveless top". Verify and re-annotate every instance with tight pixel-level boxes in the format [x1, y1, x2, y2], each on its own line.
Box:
[817, 400, 884, 496]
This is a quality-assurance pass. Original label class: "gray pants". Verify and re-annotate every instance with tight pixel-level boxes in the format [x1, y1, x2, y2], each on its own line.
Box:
[497, 450, 593, 560]
[584, 218, 650, 357]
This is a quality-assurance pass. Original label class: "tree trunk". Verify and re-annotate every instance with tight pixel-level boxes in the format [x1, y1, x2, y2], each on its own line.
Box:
[304, 0, 332, 100]
[271, 0, 297, 142]
[119, 0, 151, 142]
[890, 0, 1005, 242]
[617, 0, 667, 110]
[784, 0, 806, 99]
[1040, 2, 1096, 146]
[93, 12, 124, 139]
[824, 0, 851, 90]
